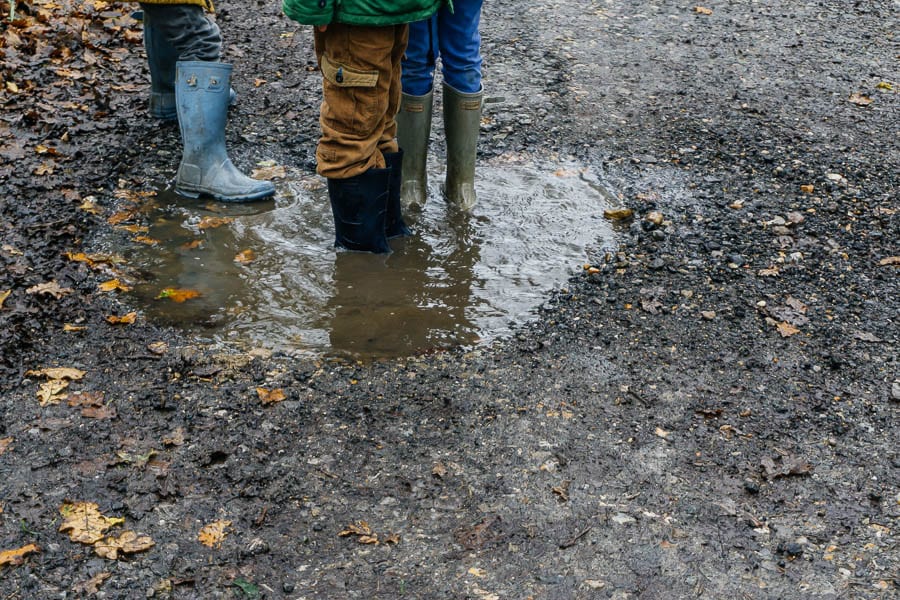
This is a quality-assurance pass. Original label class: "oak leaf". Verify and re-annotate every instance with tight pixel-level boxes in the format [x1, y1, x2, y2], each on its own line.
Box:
[73, 572, 111, 595]
[26, 281, 73, 298]
[94, 531, 154, 560]
[59, 502, 124, 544]
[257, 387, 286, 404]
[0, 544, 40, 566]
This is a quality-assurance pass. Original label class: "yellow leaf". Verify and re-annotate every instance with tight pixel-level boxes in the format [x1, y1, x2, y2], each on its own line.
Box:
[107, 210, 137, 225]
[197, 216, 233, 230]
[198, 520, 232, 548]
[603, 207, 634, 220]
[776, 322, 800, 337]
[257, 387, 286, 404]
[79, 197, 102, 214]
[0, 437, 12, 455]
[253, 78, 267, 87]
[106, 312, 137, 325]
[37, 380, 69, 405]
[116, 224, 149, 234]
[26, 367, 85, 380]
[468, 567, 487, 577]
[59, 502, 124, 545]
[876, 81, 893, 91]
[34, 162, 54, 176]
[64, 323, 88, 332]
[338, 521, 373, 537]
[0, 544, 40, 566]
[234, 249, 257, 264]
[98, 279, 132, 293]
[133, 236, 160, 246]
[94, 531, 155, 560]
[6, 81, 19, 93]
[694, 6, 713, 15]
[800, 184, 814, 194]
[878, 256, 900, 266]
[181, 239, 203, 250]
[156, 288, 202, 303]
[0, 289, 10, 309]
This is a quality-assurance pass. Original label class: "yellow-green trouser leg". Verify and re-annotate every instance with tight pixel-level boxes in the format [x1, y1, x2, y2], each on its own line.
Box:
[395, 90, 433, 212]
[443, 82, 483, 211]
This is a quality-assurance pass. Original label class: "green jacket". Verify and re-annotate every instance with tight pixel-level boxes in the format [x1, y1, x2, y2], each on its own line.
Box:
[282, 0, 443, 27]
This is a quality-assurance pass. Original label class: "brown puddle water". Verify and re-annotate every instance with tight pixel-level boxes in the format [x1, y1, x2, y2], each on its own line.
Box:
[112, 160, 617, 359]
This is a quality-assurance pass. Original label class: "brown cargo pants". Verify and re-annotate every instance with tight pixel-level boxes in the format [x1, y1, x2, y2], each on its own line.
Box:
[313, 23, 408, 180]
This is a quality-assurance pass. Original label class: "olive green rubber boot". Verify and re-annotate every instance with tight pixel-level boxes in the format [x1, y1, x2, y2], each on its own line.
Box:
[395, 89, 433, 212]
[442, 82, 482, 212]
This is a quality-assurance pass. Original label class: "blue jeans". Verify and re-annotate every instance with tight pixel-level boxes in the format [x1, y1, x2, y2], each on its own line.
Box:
[401, 0, 483, 95]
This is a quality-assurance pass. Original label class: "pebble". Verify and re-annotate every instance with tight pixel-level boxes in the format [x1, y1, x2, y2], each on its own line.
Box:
[611, 513, 636, 525]
[892, 381, 900, 401]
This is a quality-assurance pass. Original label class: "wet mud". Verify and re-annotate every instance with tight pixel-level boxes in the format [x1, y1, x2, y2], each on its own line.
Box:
[0, 1, 897, 598]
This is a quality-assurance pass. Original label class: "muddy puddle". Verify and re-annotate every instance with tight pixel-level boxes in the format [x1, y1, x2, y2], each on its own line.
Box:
[111, 160, 617, 359]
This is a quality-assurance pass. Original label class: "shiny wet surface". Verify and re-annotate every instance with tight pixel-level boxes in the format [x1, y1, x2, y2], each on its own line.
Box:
[117, 161, 617, 359]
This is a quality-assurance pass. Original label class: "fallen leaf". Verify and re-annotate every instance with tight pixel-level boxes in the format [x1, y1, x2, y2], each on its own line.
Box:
[79, 197, 102, 214]
[253, 78, 267, 87]
[879, 256, 900, 266]
[0, 290, 10, 308]
[107, 210, 137, 225]
[98, 279, 132, 292]
[0, 437, 11, 455]
[64, 324, 88, 332]
[694, 6, 713, 15]
[468, 567, 487, 577]
[37, 380, 70, 405]
[25, 281, 73, 299]
[0, 544, 40, 566]
[551, 480, 570, 502]
[163, 427, 186, 446]
[234, 249, 257, 264]
[382, 533, 401, 545]
[156, 288, 201, 303]
[233, 579, 260, 597]
[876, 81, 893, 91]
[432, 462, 448, 478]
[67, 391, 104, 408]
[603, 207, 634, 220]
[197, 216, 234, 230]
[758, 266, 780, 277]
[181, 239, 203, 250]
[852, 331, 883, 343]
[198, 520, 232, 548]
[133, 235, 160, 246]
[800, 184, 814, 194]
[94, 531, 154, 560]
[257, 387, 286, 404]
[251, 164, 286, 180]
[73, 572, 111, 595]
[147, 341, 168, 355]
[82, 405, 117, 419]
[27, 367, 85, 381]
[761, 455, 813, 479]
[655, 427, 671, 439]
[59, 502, 125, 545]
[106, 312, 137, 325]
[117, 224, 149, 234]
[848, 92, 873, 106]
[339, 521, 373, 537]
[776, 322, 801, 337]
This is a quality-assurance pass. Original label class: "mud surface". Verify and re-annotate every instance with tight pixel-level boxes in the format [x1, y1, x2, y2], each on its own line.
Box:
[1, 1, 898, 598]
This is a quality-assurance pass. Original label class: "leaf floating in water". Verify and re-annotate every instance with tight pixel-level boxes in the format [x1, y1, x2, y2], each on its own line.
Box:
[156, 288, 201, 303]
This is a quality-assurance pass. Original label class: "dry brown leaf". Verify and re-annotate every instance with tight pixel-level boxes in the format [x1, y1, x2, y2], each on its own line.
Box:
[181, 239, 203, 250]
[432, 462, 448, 478]
[94, 531, 154, 560]
[776, 322, 801, 337]
[163, 427, 186, 447]
[251, 165, 286, 180]
[848, 92, 873, 106]
[878, 256, 900, 266]
[0, 290, 10, 309]
[758, 266, 780, 277]
[197, 216, 234, 230]
[27, 367, 86, 381]
[63, 324, 87, 332]
[37, 379, 70, 405]
[107, 210, 137, 225]
[156, 288, 202, 303]
[117, 224, 149, 234]
[339, 521, 373, 537]
[234, 249, 257, 264]
[257, 387, 286, 404]
[133, 236, 160, 246]
[800, 184, 814, 194]
[59, 502, 124, 545]
[198, 520, 232, 548]
[694, 6, 713, 15]
[147, 341, 169, 355]
[82, 405, 117, 419]
[0, 437, 11, 455]
[0, 544, 40, 566]
[73, 572, 111, 595]
[382, 533, 401, 545]
[26, 281, 73, 299]
[106, 312, 137, 325]
[67, 391, 104, 408]
[98, 279, 132, 293]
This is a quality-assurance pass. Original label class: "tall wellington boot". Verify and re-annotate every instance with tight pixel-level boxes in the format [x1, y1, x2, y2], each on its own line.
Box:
[327, 168, 391, 254]
[142, 17, 178, 120]
[174, 61, 275, 202]
[395, 90, 433, 212]
[443, 82, 483, 211]
[383, 150, 412, 239]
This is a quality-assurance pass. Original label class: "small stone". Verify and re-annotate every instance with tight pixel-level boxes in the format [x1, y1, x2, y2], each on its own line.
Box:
[743, 479, 760, 494]
[777, 541, 804, 557]
[283, 582, 296, 593]
[645, 211, 664, 226]
[648, 258, 666, 270]
[611, 513, 636, 525]
[701, 311, 716, 320]
[892, 381, 900, 401]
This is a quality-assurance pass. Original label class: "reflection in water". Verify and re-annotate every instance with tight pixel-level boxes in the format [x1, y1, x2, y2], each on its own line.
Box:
[108, 161, 617, 359]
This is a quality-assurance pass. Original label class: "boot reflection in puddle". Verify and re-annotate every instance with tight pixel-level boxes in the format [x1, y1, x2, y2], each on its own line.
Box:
[326, 216, 482, 359]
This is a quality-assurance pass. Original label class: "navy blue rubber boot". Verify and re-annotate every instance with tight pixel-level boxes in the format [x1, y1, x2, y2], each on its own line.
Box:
[327, 168, 391, 254]
[383, 150, 412, 239]
[174, 61, 275, 202]
[143, 17, 178, 120]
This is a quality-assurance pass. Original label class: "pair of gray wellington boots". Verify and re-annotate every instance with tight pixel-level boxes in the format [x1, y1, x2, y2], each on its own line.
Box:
[396, 82, 483, 213]
[142, 17, 273, 202]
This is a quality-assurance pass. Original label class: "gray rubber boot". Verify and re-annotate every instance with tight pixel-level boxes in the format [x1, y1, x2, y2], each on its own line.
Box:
[443, 82, 483, 211]
[142, 18, 178, 120]
[174, 61, 275, 202]
[395, 90, 433, 212]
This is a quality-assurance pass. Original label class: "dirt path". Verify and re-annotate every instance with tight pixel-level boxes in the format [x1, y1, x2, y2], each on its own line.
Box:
[1, 1, 897, 598]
